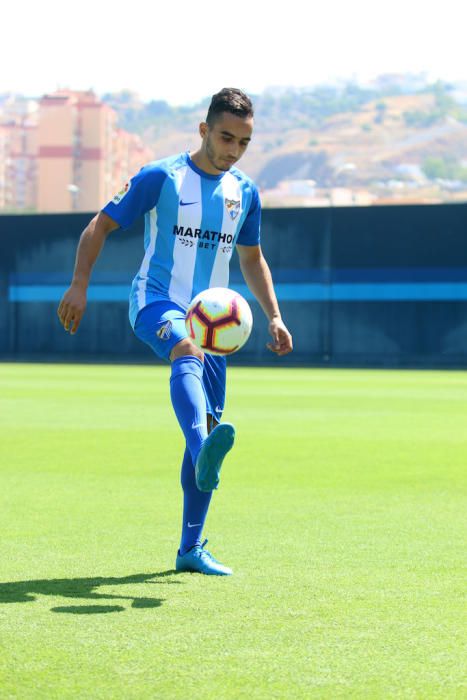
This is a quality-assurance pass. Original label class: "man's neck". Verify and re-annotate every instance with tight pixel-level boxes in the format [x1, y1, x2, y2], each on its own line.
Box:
[189, 149, 223, 176]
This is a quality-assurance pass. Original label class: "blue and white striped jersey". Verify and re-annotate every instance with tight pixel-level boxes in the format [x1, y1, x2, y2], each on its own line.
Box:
[103, 152, 261, 328]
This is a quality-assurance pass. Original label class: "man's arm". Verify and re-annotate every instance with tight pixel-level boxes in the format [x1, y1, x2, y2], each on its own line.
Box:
[57, 211, 119, 334]
[236, 243, 293, 356]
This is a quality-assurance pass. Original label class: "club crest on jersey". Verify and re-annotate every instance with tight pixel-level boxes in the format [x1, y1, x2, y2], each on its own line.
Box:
[225, 198, 240, 221]
[112, 180, 131, 204]
[156, 320, 173, 340]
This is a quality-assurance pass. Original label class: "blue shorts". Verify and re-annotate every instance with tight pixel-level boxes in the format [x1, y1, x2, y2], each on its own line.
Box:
[133, 300, 227, 423]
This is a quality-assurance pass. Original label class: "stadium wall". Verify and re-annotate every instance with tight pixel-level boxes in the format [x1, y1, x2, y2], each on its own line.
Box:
[1, 204, 467, 367]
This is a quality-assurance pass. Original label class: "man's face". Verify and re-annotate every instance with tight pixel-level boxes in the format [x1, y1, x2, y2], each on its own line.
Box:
[201, 112, 253, 173]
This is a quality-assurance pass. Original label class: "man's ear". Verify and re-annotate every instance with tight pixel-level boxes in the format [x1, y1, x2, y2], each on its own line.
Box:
[199, 121, 208, 139]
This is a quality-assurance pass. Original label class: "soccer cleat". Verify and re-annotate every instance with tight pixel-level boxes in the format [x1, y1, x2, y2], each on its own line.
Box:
[195, 422, 235, 492]
[175, 540, 233, 576]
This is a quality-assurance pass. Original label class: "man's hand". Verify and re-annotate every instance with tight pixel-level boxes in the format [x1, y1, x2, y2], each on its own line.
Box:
[237, 244, 293, 357]
[57, 283, 87, 335]
[267, 317, 293, 356]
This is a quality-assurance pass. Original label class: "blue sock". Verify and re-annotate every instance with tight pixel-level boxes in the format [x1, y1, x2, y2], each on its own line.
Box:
[169, 356, 208, 464]
[179, 447, 213, 555]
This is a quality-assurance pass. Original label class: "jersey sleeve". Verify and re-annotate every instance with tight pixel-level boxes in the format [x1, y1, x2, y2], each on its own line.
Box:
[236, 185, 261, 246]
[102, 163, 167, 229]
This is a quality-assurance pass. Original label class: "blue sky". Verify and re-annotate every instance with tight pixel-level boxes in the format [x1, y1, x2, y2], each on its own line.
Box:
[3, 0, 464, 104]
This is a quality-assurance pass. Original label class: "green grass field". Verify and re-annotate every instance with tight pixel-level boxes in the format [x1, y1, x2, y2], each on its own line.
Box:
[0, 363, 466, 699]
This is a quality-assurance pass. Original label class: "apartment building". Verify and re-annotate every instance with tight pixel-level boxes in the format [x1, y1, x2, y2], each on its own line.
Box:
[0, 96, 38, 210]
[0, 90, 152, 212]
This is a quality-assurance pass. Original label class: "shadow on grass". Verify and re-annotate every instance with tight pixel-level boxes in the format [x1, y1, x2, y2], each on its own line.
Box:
[0, 570, 182, 614]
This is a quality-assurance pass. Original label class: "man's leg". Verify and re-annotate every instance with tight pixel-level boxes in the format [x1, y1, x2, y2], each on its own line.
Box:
[178, 416, 217, 555]
[169, 340, 208, 464]
[136, 308, 233, 492]
[194, 354, 233, 492]
[170, 339, 234, 492]
[135, 306, 209, 465]
[179, 447, 211, 555]
[133, 304, 233, 574]
[175, 364, 233, 575]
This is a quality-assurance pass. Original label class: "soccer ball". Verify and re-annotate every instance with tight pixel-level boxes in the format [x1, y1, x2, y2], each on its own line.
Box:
[185, 287, 253, 356]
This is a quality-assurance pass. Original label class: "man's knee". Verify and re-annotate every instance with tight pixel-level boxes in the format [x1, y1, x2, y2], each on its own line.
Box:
[170, 338, 204, 362]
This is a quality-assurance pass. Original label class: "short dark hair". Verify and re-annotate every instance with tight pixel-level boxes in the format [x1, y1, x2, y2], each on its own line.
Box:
[206, 88, 254, 126]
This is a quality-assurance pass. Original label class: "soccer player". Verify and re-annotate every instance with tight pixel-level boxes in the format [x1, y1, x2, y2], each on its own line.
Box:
[57, 88, 293, 575]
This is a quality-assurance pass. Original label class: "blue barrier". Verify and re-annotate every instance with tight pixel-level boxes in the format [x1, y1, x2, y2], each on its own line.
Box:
[9, 281, 467, 303]
[1, 204, 467, 366]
